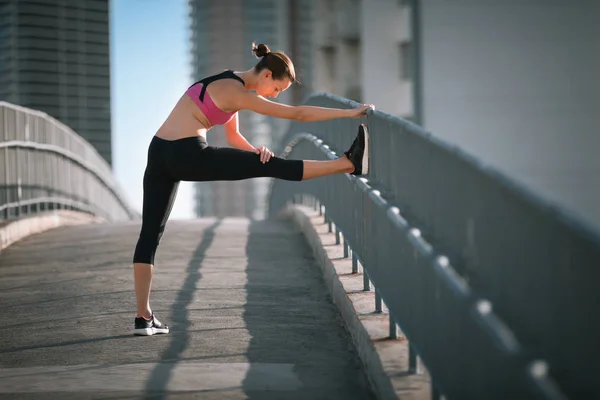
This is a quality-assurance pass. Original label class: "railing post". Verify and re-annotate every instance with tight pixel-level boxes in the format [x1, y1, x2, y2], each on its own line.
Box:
[343, 235, 349, 258]
[16, 176, 21, 217]
[14, 112, 21, 217]
[25, 116, 31, 215]
[3, 106, 9, 219]
[409, 344, 419, 374]
[430, 380, 442, 400]
[389, 313, 398, 339]
[363, 269, 370, 291]
[67, 137, 72, 211]
[375, 289, 382, 313]
[352, 251, 358, 274]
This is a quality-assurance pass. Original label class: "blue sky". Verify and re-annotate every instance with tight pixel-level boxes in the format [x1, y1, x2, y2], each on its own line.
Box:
[110, 0, 194, 219]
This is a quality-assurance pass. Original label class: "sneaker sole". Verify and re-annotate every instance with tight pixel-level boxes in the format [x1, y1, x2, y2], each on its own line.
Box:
[361, 124, 369, 175]
[134, 327, 169, 336]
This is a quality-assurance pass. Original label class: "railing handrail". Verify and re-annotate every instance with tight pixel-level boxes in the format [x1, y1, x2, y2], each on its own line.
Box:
[0, 140, 135, 218]
[1, 101, 139, 221]
[268, 93, 599, 399]
[292, 93, 600, 244]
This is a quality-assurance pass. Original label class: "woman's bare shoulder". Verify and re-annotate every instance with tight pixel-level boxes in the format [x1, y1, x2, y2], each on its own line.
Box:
[207, 77, 247, 110]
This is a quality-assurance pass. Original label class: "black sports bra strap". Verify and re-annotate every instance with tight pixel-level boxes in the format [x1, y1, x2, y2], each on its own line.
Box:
[194, 70, 245, 102]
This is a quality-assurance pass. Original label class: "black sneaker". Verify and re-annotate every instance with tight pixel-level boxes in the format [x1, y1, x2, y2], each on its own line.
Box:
[134, 314, 169, 336]
[344, 124, 369, 175]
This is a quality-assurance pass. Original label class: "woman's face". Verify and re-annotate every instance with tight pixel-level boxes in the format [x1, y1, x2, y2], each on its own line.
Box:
[257, 70, 292, 99]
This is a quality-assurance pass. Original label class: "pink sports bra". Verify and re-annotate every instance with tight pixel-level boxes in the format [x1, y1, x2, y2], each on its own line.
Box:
[185, 70, 246, 127]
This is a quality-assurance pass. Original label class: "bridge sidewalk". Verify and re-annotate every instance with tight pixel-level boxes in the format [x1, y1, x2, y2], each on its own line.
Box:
[0, 217, 376, 399]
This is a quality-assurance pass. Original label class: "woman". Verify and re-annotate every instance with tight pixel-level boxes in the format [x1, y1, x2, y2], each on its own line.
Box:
[133, 43, 373, 336]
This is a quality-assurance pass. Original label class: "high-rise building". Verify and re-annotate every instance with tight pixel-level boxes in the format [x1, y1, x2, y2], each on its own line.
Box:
[313, 0, 600, 229]
[188, 0, 314, 219]
[313, 0, 362, 103]
[0, 0, 112, 165]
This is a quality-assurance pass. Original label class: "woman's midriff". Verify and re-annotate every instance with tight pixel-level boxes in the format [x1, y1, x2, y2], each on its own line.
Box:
[155, 94, 212, 141]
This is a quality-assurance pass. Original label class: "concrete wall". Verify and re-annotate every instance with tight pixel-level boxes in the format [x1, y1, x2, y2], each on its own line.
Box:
[420, 0, 600, 227]
[313, 0, 362, 102]
[361, 0, 408, 117]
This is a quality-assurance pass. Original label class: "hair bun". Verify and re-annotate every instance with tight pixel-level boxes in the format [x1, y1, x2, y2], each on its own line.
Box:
[252, 42, 271, 58]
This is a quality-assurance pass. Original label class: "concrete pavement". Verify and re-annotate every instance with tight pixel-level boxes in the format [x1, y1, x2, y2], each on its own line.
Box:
[0, 218, 375, 399]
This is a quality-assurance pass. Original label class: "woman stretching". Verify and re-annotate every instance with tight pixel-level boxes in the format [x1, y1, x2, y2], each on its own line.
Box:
[133, 43, 373, 336]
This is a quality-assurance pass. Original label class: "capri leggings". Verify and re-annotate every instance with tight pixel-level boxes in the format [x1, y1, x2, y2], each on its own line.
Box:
[132, 135, 304, 264]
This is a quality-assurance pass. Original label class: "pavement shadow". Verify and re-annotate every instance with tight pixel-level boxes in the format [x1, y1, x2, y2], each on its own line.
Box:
[241, 219, 375, 400]
[142, 219, 221, 399]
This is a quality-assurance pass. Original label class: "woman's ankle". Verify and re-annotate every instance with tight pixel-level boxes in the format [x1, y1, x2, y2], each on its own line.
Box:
[340, 156, 354, 173]
[137, 310, 152, 319]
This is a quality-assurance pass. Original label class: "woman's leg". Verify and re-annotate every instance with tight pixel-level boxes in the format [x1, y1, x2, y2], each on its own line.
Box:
[172, 145, 354, 182]
[133, 164, 179, 319]
[169, 125, 368, 182]
[301, 158, 354, 180]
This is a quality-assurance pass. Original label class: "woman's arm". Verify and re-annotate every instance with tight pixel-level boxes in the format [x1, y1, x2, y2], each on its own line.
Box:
[224, 113, 255, 151]
[232, 90, 373, 122]
[295, 105, 352, 122]
[224, 112, 275, 163]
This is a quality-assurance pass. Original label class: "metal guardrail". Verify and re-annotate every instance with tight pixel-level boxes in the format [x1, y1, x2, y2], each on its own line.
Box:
[0, 101, 139, 222]
[268, 93, 600, 399]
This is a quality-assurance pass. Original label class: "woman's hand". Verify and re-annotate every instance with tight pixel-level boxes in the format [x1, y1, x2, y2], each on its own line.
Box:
[349, 104, 375, 118]
[255, 146, 274, 163]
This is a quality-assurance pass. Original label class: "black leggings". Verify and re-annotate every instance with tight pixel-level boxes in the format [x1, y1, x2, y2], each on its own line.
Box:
[133, 136, 303, 264]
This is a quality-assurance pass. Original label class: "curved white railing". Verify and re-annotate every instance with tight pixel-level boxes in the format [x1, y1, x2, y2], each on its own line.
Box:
[0, 101, 139, 222]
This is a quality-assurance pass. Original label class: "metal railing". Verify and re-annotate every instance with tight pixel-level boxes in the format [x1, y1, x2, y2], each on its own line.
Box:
[0, 101, 139, 222]
[268, 93, 600, 400]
